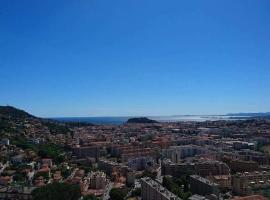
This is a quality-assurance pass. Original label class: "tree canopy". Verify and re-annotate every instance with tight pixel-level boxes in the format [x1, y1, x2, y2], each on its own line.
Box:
[32, 183, 81, 200]
[109, 188, 126, 200]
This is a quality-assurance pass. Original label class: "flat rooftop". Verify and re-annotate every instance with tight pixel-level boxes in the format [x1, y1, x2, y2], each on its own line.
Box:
[190, 175, 219, 186]
[142, 177, 182, 200]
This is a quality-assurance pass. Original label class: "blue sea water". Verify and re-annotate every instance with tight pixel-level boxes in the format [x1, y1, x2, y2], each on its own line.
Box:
[52, 115, 249, 125]
[53, 117, 130, 125]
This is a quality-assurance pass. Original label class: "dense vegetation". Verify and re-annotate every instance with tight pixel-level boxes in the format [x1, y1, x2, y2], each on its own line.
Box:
[41, 120, 71, 135]
[162, 176, 192, 200]
[0, 106, 75, 137]
[131, 187, 141, 197]
[11, 136, 66, 164]
[38, 144, 66, 164]
[0, 106, 34, 119]
[141, 171, 157, 179]
[32, 183, 81, 200]
[109, 188, 127, 200]
[82, 194, 99, 200]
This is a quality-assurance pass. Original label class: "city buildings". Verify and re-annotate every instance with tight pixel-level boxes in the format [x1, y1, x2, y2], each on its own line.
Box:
[232, 171, 270, 196]
[98, 159, 135, 186]
[72, 146, 100, 159]
[127, 156, 155, 171]
[141, 177, 182, 200]
[161, 159, 230, 178]
[89, 171, 107, 190]
[189, 175, 219, 197]
[207, 175, 231, 191]
[162, 145, 208, 163]
[0, 186, 33, 200]
[1, 106, 270, 199]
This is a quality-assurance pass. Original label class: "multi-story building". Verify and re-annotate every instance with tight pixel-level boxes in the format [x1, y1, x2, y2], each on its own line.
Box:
[121, 149, 156, 163]
[162, 145, 208, 163]
[0, 186, 34, 200]
[89, 171, 107, 190]
[110, 145, 156, 162]
[141, 177, 182, 200]
[225, 150, 270, 166]
[189, 175, 219, 196]
[72, 146, 100, 159]
[228, 159, 258, 173]
[161, 159, 230, 178]
[127, 157, 155, 171]
[161, 159, 195, 177]
[98, 159, 135, 186]
[98, 159, 122, 176]
[207, 175, 231, 191]
[195, 160, 230, 177]
[232, 171, 270, 195]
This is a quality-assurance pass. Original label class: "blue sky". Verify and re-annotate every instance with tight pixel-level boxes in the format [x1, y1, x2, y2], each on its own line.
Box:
[1, 0, 270, 117]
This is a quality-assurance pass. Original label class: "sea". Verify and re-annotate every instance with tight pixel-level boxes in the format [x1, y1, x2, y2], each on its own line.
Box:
[53, 115, 251, 125]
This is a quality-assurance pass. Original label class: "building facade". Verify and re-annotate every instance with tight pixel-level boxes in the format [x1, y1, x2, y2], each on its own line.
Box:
[189, 175, 219, 197]
[141, 177, 182, 200]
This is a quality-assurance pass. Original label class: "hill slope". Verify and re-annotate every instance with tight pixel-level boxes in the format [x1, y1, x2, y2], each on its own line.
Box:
[126, 117, 158, 124]
[0, 106, 35, 119]
[0, 106, 72, 137]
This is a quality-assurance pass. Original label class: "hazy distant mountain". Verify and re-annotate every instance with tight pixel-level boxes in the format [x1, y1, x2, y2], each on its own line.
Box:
[226, 112, 270, 117]
[171, 112, 270, 118]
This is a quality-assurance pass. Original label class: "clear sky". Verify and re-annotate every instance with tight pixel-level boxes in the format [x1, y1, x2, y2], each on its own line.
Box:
[1, 0, 270, 117]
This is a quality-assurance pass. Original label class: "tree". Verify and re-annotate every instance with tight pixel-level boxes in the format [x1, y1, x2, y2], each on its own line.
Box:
[34, 171, 49, 180]
[142, 171, 157, 179]
[131, 188, 141, 197]
[83, 194, 98, 200]
[38, 144, 65, 164]
[13, 172, 26, 182]
[180, 175, 189, 192]
[162, 176, 175, 191]
[32, 183, 81, 200]
[109, 188, 126, 200]
[162, 176, 191, 200]
[60, 166, 71, 179]
[181, 191, 192, 200]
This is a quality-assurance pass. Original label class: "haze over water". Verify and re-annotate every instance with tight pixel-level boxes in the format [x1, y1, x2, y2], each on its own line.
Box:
[54, 115, 251, 125]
